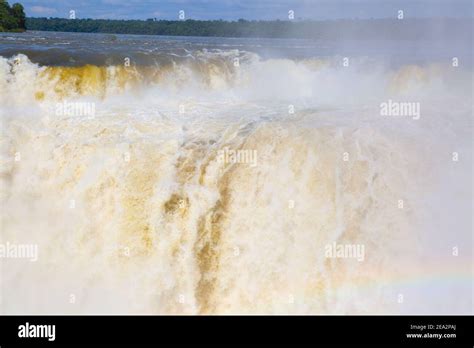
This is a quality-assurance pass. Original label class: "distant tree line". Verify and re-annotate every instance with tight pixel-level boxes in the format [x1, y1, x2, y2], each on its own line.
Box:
[25, 17, 471, 40]
[0, 0, 25, 32]
[27, 17, 303, 38]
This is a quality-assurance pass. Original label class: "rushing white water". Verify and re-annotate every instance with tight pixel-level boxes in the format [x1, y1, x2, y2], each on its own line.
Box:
[0, 42, 472, 314]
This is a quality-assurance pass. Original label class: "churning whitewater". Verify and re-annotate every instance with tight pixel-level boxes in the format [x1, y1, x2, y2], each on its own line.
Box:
[0, 32, 471, 314]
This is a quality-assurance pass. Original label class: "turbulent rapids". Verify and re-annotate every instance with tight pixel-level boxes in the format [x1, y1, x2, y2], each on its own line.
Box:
[0, 34, 472, 314]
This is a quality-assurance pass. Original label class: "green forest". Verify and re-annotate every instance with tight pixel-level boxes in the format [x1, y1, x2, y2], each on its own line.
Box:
[24, 17, 471, 40]
[26, 17, 305, 38]
[0, 0, 25, 31]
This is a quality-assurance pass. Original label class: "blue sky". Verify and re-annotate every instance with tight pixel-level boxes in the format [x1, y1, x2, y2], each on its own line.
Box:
[19, 0, 473, 20]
